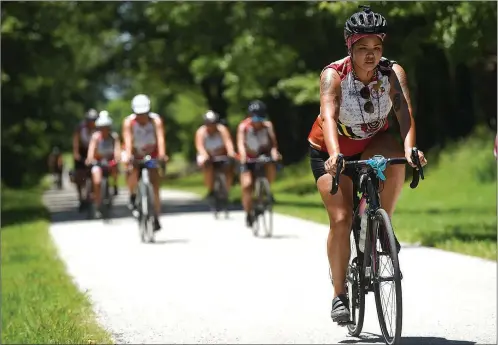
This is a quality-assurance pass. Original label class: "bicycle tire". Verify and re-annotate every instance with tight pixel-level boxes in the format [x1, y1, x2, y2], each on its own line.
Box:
[138, 175, 155, 243]
[213, 173, 228, 219]
[259, 177, 273, 238]
[85, 177, 94, 219]
[251, 178, 262, 236]
[347, 227, 365, 336]
[100, 177, 111, 221]
[372, 208, 403, 345]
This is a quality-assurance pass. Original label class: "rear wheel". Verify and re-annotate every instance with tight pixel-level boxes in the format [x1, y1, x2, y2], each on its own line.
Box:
[372, 208, 403, 345]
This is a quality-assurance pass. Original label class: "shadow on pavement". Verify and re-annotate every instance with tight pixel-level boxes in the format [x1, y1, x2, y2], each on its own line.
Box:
[339, 333, 476, 345]
[45, 187, 244, 224]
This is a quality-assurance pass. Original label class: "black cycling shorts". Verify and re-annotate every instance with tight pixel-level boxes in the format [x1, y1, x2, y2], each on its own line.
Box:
[309, 146, 361, 183]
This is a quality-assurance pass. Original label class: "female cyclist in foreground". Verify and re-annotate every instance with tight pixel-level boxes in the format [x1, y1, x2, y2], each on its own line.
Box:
[307, 5, 427, 323]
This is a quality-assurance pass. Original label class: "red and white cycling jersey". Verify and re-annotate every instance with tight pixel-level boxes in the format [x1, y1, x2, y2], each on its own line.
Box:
[238, 118, 272, 158]
[124, 112, 161, 158]
[92, 131, 118, 160]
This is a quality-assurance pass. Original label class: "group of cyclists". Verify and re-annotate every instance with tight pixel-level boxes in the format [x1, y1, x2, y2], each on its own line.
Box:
[70, 95, 167, 230]
[69, 94, 282, 231]
[62, 5, 436, 331]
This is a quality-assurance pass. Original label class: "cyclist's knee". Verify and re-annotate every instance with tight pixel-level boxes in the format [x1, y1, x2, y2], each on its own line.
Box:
[91, 168, 102, 184]
[240, 172, 252, 190]
[329, 210, 352, 233]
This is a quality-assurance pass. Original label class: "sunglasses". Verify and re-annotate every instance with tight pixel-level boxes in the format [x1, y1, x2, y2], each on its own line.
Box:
[359, 86, 375, 114]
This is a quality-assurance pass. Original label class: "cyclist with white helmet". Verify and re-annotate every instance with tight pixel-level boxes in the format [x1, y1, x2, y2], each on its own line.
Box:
[86, 111, 121, 218]
[237, 100, 282, 227]
[122, 94, 168, 231]
[194, 110, 236, 199]
[72, 108, 99, 211]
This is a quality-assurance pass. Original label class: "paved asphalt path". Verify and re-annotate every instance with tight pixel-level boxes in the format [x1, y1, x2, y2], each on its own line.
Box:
[43, 179, 496, 344]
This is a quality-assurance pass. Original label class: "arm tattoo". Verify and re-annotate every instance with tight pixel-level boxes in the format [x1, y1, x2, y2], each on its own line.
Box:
[320, 73, 333, 95]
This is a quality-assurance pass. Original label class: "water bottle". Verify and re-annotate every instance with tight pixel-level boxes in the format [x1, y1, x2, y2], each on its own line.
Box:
[358, 197, 368, 253]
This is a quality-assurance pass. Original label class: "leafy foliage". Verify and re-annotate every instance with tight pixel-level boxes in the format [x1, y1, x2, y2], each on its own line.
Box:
[2, 1, 496, 186]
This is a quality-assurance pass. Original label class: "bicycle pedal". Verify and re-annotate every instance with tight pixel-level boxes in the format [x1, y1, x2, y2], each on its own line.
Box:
[337, 320, 354, 327]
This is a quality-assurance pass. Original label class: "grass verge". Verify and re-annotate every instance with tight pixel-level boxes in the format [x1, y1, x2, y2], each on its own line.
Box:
[1, 185, 113, 344]
[163, 127, 497, 260]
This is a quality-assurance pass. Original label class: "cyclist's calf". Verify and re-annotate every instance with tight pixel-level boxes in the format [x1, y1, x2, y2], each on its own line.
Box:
[148, 168, 162, 216]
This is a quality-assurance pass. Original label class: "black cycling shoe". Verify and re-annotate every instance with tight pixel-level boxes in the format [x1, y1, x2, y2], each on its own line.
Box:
[113, 185, 118, 196]
[246, 211, 254, 227]
[128, 194, 136, 211]
[331, 294, 351, 324]
[153, 217, 161, 232]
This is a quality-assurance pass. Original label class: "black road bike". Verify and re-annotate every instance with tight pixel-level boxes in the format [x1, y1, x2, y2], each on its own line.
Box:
[89, 159, 116, 222]
[208, 156, 231, 219]
[248, 155, 276, 238]
[330, 148, 425, 345]
[133, 155, 161, 243]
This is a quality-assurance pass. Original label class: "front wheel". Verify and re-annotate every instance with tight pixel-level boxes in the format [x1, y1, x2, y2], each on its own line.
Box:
[259, 178, 273, 238]
[346, 228, 365, 336]
[372, 208, 403, 345]
[138, 178, 155, 243]
[100, 177, 112, 221]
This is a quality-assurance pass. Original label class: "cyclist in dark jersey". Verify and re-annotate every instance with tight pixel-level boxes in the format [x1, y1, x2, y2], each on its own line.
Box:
[72, 108, 98, 211]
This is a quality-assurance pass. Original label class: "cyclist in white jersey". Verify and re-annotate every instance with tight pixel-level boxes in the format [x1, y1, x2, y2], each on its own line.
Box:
[237, 100, 282, 227]
[72, 108, 98, 211]
[122, 94, 168, 231]
[86, 111, 121, 218]
[194, 110, 236, 199]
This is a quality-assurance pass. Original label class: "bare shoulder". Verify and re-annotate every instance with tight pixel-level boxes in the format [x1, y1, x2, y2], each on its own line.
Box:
[196, 125, 206, 134]
[320, 68, 341, 95]
[390, 63, 408, 82]
[264, 120, 274, 129]
[90, 131, 100, 140]
[152, 114, 163, 126]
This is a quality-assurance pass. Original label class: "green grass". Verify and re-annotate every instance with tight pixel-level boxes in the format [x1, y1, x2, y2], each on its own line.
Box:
[1, 186, 113, 344]
[164, 127, 497, 260]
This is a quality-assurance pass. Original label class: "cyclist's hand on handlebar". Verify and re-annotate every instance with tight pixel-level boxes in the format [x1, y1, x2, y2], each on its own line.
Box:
[405, 148, 427, 169]
[239, 153, 247, 164]
[158, 154, 169, 162]
[324, 152, 344, 175]
[270, 148, 281, 161]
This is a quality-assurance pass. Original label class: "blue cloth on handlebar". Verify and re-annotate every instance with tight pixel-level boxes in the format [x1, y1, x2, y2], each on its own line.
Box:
[365, 155, 388, 181]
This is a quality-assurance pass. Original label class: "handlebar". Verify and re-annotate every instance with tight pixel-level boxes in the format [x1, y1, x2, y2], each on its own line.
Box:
[209, 155, 232, 163]
[87, 159, 117, 168]
[245, 155, 276, 164]
[330, 147, 425, 195]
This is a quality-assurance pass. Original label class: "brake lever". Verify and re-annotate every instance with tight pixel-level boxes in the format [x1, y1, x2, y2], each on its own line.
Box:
[411, 147, 424, 180]
[330, 154, 344, 195]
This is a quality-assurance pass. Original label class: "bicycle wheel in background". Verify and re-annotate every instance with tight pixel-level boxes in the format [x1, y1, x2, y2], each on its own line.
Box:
[346, 226, 365, 336]
[259, 177, 273, 238]
[85, 177, 94, 219]
[138, 173, 155, 243]
[100, 176, 111, 222]
[372, 208, 403, 345]
[251, 179, 262, 237]
[213, 173, 228, 220]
